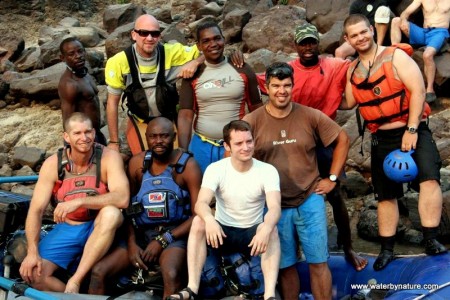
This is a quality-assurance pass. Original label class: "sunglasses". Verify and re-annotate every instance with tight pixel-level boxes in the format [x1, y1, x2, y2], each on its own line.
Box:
[350, 60, 385, 90]
[268, 66, 293, 77]
[133, 29, 161, 38]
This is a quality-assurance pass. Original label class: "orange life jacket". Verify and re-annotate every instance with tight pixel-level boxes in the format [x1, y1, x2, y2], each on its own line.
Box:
[52, 144, 108, 221]
[350, 46, 430, 133]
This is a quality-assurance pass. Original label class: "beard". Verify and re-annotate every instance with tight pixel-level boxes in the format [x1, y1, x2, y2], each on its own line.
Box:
[151, 143, 174, 161]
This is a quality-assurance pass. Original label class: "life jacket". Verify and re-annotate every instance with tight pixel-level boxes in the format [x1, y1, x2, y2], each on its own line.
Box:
[52, 144, 108, 222]
[130, 150, 192, 227]
[350, 46, 430, 133]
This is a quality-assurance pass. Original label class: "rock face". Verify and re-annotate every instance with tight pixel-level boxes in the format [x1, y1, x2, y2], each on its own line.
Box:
[1, 0, 450, 245]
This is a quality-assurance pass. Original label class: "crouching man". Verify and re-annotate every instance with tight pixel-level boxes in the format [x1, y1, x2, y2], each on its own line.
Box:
[20, 112, 130, 293]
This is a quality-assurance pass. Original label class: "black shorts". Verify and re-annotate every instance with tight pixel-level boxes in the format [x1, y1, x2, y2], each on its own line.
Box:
[371, 122, 441, 201]
[217, 222, 259, 257]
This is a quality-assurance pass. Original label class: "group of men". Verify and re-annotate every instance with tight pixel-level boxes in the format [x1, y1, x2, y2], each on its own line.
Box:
[18, 1, 450, 298]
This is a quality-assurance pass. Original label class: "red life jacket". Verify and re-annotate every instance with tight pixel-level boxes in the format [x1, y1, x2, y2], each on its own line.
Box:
[52, 144, 108, 221]
[350, 46, 430, 133]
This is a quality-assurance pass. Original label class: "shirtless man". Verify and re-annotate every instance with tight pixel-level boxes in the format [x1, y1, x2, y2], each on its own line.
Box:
[390, 0, 450, 103]
[59, 37, 106, 145]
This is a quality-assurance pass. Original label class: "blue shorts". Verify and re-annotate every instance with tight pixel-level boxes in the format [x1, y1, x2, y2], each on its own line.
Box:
[277, 193, 328, 268]
[189, 132, 225, 174]
[409, 23, 450, 51]
[39, 221, 94, 269]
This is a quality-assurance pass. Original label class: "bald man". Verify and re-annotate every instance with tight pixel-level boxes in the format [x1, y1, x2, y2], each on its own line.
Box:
[105, 14, 204, 155]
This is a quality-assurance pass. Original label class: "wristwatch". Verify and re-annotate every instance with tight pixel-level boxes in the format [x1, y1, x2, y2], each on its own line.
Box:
[329, 174, 338, 182]
[406, 126, 417, 134]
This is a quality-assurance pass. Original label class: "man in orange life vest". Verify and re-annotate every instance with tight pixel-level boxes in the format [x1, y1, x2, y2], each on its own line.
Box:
[19, 112, 130, 293]
[340, 14, 447, 271]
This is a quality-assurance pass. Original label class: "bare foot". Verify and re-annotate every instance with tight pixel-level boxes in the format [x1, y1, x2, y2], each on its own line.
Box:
[345, 249, 368, 271]
[64, 279, 80, 294]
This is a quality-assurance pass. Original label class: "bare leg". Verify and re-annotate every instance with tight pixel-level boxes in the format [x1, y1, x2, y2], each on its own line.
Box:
[31, 259, 65, 292]
[390, 17, 407, 44]
[378, 199, 399, 237]
[278, 266, 300, 300]
[309, 263, 332, 300]
[88, 246, 129, 295]
[418, 180, 442, 227]
[260, 226, 280, 299]
[422, 48, 438, 94]
[328, 187, 367, 271]
[168, 216, 207, 299]
[159, 247, 188, 299]
[65, 206, 123, 293]
[335, 42, 356, 59]
[375, 23, 388, 45]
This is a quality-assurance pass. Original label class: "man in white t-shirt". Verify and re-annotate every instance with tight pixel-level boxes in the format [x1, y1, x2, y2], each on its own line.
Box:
[168, 120, 281, 300]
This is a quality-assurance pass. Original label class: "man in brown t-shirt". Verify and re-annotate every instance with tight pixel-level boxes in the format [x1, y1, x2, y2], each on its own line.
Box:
[243, 62, 350, 300]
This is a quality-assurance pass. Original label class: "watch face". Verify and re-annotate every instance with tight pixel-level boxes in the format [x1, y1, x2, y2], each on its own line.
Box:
[329, 174, 337, 182]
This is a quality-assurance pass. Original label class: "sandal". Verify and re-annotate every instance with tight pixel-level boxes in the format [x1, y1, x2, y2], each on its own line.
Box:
[166, 287, 198, 300]
[266, 297, 278, 300]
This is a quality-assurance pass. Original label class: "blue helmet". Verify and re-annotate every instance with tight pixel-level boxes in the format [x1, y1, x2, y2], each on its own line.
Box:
[383, 149, 418, 183]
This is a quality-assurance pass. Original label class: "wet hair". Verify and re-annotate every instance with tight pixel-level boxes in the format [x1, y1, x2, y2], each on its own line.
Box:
[343, 14, 371, 35]
[196, 21, 223, 41]
[59, 37, 83, 55]
[223, 120, 252, 145]
[265, 62, 294, 84]
[64, 112, 92, 132]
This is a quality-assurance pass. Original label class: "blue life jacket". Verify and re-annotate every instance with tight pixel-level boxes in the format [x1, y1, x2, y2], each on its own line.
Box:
[131, 151, 192, 227]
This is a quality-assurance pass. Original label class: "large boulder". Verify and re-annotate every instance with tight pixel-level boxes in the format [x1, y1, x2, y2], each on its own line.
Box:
[104, 22, 134, 59]
[306, 0, 351, 33]
[103, 3, 144, 34]
[242, 5, 306, 54]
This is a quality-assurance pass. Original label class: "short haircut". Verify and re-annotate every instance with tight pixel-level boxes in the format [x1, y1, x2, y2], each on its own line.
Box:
[64, 112, 92, 132]
[223, 120, 252, 145]
[196, 20, 223, 41]
[265, 62, 294, 84]
[343, 14, 371, 35]
[59, 37, 83, 54]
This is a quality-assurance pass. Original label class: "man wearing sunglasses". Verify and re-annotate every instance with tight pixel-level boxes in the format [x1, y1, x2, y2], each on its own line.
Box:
[105, 14, 204, 156]
[244, 62, 350, 300]
[177, 21, 262, 174]
[341, 14, 446, 271]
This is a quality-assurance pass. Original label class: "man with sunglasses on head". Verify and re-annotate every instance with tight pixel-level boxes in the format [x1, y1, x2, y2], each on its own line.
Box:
[105, 14, 204, 156]
[244, 62, 350, 300]
[257, 23, 367, 272]
[341, 14, 447, 271]
[177, 21, 262, 174]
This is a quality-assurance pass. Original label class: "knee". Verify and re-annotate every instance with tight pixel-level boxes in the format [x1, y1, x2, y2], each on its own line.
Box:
[190, 216, 206, 235]
[162, 265, 181, 286]
[90, 262, 107, 282]
[96, 206, 123, 229]
[309, 262, 329, 277]
[419, 179, 440, 192]
[422, 51, 435, 63]
[391, 17, 401, 27]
